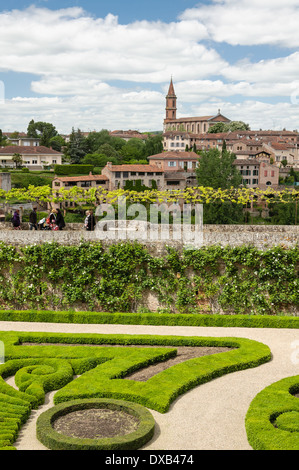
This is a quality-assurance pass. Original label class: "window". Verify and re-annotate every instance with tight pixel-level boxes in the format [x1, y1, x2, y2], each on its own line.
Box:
[131, 172, 136, 176]
[81, 181, 91, 187]
[123, 172, 129, 178]
[32, 160, 38, 164]
[115, 172, 121, 178]
[55, 182, 60, 187]
[52, 160, 57, 164]
[138, 172, 145, 176]
[264, 170, 268, 177]
[168, 161, 176, 167]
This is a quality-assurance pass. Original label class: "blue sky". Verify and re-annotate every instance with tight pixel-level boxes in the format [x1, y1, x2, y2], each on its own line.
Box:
[1, 0, 299, 134]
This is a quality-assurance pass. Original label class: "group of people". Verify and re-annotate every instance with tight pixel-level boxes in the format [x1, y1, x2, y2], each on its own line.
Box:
[40, 208, 66, 231]
[11, 207, 96, 231]
[11, 207, 66, 231]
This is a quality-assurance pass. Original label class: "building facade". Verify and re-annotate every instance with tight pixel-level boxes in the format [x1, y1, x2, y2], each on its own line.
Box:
[0, 146, 62, 169]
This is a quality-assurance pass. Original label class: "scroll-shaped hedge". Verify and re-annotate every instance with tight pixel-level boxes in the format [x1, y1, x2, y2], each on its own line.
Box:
[246, 375, 299, 450]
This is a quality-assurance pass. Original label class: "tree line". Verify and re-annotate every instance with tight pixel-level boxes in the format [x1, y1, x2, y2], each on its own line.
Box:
[1, 121, 163, 169]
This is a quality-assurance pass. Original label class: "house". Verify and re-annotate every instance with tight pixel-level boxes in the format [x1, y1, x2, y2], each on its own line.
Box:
[148, 151, 199, 189]
[6, 136, 40, 147]
[109, 130, 148, 142]
[0, 146, 62, 169]
[101, 162, 163, 190]
[51, 173, 109, 210]
[148, 151, 199, 171]
[52, 174, 109, 190]
[233, 159, 279, 189]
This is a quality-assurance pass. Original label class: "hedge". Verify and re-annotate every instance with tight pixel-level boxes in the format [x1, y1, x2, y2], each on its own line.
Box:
[0, 309, 298, 329]
[246, 375, 299, 450]
[36, 398, 155, 450]
[0, 330, 271, 414]
[53, 165, 93, 176]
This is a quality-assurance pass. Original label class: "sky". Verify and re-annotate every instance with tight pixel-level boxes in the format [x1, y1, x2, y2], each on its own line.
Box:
[1, 0, 299, 135]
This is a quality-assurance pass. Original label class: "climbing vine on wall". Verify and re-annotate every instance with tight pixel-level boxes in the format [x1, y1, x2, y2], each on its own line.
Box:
[0, 241, 298, 315]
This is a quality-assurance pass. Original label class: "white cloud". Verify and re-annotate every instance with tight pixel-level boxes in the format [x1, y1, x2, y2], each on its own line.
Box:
[180, 0, 299, 47]
[0, 6, 221, 82]
[1, 86, 165, 133]
[0, 3, 299, 133]
[173, 79, 299, 102]
[221, 53, 299, 88]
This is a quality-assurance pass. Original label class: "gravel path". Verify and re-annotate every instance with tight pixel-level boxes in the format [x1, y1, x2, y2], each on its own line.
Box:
[1, 321, 298, 451]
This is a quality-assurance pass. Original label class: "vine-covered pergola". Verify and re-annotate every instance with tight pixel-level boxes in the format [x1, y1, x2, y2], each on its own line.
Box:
[2, 185, 299, 208]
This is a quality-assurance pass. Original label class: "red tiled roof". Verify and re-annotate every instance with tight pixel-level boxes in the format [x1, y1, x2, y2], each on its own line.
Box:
[268, 142, 290, 150]
[148, 151, 199, 160]
[54, 175, 108, 182]
[0, 146, 61, 154]
[105, 164, 161, 172]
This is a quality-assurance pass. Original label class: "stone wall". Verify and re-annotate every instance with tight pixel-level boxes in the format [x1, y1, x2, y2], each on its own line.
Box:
[0, 222, 298, 252]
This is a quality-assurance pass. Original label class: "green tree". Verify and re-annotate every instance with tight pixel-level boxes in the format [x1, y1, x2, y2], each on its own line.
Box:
[64, 128, 89, 164]
[85, 130, 126, 154]
[49, 135, 65, 152]
[97, 143, 120, 160]
[143, 134, 163, 157]
[27, 120, 58, 147]
[196, 148, 242, 189]
[12, 153, 23, 169]
[81, 153, 114, 168]
[269, 202, 297, 225]
[0, 130, 8, 146]
[208, 121, 251, 134]
[120, 138, 145, 161]
[196, 148, 243, 224]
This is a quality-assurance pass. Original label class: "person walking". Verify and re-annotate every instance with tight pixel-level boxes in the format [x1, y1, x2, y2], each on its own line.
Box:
[86, 210, 95, 231]
[11, 209, 21, 230]
[54, 208, 65, 231]
[29, 207, 38, 230]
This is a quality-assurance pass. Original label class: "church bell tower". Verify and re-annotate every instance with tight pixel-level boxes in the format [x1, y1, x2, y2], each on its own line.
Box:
[164, 78, 177, 124]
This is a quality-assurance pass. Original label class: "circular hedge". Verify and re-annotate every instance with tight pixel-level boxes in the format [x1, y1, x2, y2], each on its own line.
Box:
[245, 375, 299, 450]
[36, 398, 155, 450]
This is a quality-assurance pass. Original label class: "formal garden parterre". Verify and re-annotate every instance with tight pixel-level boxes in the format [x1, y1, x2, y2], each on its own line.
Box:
[0, 240, 298, 450]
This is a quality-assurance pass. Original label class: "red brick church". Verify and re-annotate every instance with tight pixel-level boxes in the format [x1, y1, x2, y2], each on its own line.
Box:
[163, 78, 231, 133]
